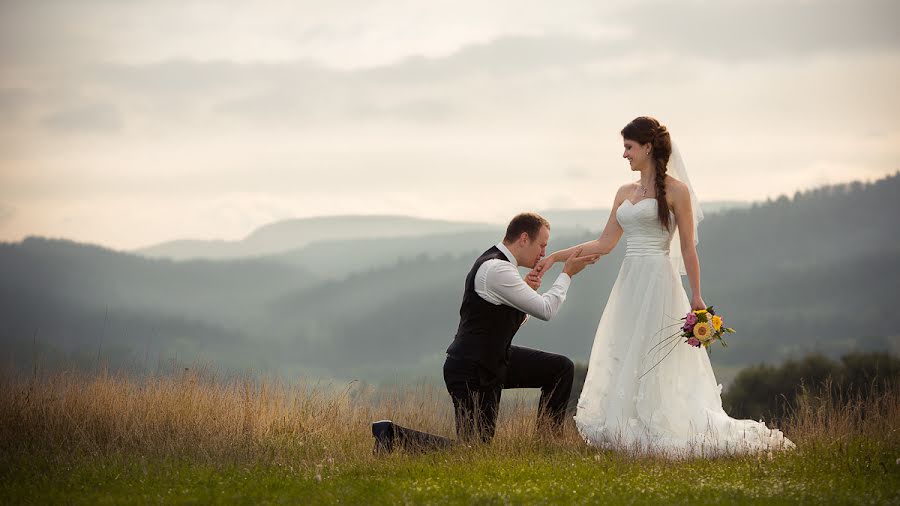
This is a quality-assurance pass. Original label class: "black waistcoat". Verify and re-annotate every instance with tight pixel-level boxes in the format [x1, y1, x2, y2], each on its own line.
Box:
[446, 246, 526, 380]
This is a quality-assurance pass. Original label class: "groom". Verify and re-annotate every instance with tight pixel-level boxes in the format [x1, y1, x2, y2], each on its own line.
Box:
[372, 213, 599, 452]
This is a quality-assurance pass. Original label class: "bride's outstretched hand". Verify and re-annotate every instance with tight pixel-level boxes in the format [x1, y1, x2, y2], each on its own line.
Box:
[533, 255, 555, 278]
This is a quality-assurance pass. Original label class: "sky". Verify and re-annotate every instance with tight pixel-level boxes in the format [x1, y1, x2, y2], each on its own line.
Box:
[1, 0, 898, 250]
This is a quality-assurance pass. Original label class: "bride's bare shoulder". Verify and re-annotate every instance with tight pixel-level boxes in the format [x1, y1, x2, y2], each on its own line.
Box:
[617, 182, 637, 195]
[664, 176, 688, 196]
[612, 182, 636, 203]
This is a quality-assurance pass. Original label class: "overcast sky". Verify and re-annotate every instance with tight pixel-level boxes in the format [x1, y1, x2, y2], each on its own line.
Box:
[1, 0, 898, 250]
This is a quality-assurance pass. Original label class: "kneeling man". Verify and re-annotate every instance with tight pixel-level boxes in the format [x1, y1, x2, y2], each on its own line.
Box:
[373, 213, 598, 452]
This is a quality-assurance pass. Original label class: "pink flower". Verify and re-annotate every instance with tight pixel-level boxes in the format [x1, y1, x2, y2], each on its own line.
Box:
[686, 337, 701, 347]
[685, 313, 698, 326]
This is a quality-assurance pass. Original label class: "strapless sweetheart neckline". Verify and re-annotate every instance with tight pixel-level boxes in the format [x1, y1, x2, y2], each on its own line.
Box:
[621, 198, 655, 207]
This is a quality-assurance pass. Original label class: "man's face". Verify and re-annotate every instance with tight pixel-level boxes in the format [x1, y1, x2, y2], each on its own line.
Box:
[521, 225, 550, 269]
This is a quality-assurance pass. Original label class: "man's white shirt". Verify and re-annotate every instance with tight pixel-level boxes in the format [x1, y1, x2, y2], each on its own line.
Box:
[474, 242, 571, 321]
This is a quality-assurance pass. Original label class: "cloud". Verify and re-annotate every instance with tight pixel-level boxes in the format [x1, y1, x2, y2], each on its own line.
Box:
[3, 0, 896, 72]
[0, 88, 34, 121]
[41, 4, 895, 130]
[374, 34, 617, 81]
[563, 166, 591, 180]
[41, 102, 123, 133]
[114, 34, 624, 126]
[0, 203, 13, 223]
[350, 99, 458, 122]
[547, 194, 576, 209]
[0, 0, 899, 250]
[629, 0, 900, 60]
[5, 0, 899, 131]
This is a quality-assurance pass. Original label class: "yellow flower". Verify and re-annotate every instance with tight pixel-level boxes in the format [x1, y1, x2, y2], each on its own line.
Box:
[693, 322, 712, 341]
[711, 315, 723, 331]
[693, 309, 707, 314]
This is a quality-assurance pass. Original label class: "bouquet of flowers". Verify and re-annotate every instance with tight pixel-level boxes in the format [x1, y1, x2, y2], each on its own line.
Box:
[640, 306, 735, 378]
[681, 307, 735, 349]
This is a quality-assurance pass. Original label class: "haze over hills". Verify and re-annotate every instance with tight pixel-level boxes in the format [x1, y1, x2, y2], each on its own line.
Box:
[0, 238, 318, 373]
[133, 201, 753, 275]
[1, 175, 897, 383]
[136, 215, 496, 261]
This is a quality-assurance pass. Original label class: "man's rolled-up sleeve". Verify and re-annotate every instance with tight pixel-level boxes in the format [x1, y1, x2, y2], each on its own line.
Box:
[483, 262, 571, 321]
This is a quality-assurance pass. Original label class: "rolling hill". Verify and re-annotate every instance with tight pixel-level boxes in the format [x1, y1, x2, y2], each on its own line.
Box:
[2, 174, 898, 383]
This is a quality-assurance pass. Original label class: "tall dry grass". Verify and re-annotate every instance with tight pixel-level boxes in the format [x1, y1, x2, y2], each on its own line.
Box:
[781, 380, 900, 447]
[1, 364, 897, 469]
[0, 364, 579, 468]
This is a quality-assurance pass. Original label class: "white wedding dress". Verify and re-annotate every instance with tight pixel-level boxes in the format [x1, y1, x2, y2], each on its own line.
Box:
[574, 198, 794, 457]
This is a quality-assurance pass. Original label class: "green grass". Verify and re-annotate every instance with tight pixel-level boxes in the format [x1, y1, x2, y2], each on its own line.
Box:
[2, 368, 898, 504]
[3, 441, 898, 504]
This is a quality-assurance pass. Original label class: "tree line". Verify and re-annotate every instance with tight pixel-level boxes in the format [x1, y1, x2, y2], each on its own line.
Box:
[570, 351, 900, 422]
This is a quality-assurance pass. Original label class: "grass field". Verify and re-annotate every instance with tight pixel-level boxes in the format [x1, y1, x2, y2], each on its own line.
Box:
[1, 365, 898, 504]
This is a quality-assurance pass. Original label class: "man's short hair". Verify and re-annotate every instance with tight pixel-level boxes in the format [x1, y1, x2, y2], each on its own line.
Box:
[503, 212, 550, 243]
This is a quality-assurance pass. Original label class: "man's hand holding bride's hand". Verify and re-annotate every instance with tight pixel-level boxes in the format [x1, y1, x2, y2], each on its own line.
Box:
[562, 247, 600, 277]
[525, 271, 542, 290]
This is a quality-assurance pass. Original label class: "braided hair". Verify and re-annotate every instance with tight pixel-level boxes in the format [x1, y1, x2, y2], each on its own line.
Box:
[621, 116, 673, 230]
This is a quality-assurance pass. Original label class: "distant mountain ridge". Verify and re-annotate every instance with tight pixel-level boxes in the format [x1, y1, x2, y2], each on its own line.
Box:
[136, 201, 752, 262]
[135, 215, 495, 261]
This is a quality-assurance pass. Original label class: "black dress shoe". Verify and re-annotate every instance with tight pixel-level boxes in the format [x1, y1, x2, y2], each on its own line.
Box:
[372, 420, 395, 454]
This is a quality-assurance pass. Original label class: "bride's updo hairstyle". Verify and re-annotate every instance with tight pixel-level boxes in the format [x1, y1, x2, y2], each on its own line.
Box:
[621, 116, 672, 231]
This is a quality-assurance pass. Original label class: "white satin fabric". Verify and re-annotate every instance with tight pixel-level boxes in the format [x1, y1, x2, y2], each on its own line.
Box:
[574, 199, 794, 457]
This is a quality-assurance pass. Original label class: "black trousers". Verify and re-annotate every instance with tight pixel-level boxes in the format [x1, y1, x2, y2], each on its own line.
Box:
[443, 345, 575, 443]
[387, 346, 574, 451]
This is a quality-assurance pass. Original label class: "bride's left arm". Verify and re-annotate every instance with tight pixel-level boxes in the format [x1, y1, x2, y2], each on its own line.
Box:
[672, 183, 705, 310]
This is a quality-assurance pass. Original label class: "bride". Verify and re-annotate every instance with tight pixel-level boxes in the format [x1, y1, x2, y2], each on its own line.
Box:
[532, 116, 794, 456]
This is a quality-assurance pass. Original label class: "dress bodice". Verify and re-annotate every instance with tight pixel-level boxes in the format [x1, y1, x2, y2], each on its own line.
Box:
[616, 199, 675, 257]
